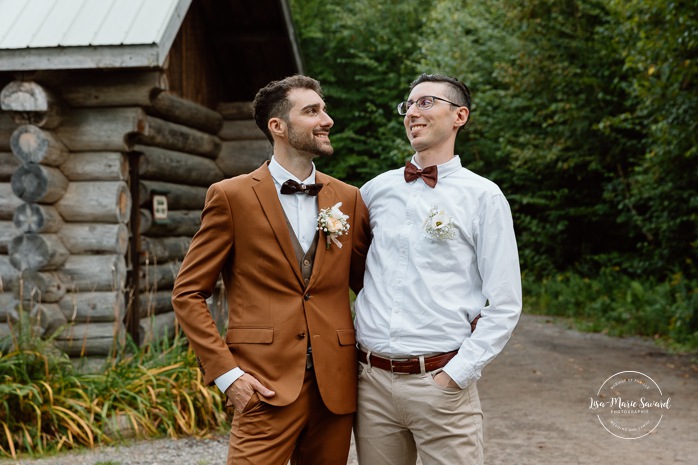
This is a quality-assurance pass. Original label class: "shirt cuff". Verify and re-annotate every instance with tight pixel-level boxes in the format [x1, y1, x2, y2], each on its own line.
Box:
[443, 356, 479, 389]
[214, 367, 245, 393]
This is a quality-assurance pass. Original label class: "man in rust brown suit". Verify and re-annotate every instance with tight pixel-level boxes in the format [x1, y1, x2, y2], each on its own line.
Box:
[172, 75, 370, 465]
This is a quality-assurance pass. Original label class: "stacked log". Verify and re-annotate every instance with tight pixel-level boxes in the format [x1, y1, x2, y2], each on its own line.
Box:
[216, 102, 271, 176]
[1, 74, 265, 356]
[1, 79, 132, 351]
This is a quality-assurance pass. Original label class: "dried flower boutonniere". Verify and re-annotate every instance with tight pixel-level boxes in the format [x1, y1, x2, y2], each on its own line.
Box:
[424, 206, 456, 240]
[317, 202, 350, 249]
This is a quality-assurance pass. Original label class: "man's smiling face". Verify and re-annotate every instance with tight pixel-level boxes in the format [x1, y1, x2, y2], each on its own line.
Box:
[285, 88, 334, 158]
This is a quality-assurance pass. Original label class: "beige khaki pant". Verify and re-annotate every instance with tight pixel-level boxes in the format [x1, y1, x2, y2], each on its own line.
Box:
[354, 361, 484, 465]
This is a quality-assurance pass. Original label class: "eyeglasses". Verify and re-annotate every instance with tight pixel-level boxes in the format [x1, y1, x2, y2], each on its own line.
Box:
[396, 95, 462, 115]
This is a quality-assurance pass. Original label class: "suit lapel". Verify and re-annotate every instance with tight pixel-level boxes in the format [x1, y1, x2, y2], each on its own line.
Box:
[312, 172, 337, 277]
[251, 163, 304, 284]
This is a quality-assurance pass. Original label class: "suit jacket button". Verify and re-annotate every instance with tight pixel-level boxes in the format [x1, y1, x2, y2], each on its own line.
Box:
[297, 332, 306, 340]
[304, 294, 310, 301]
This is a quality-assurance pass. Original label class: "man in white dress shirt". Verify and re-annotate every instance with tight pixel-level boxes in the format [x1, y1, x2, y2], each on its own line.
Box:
[353, 73, 522, 465]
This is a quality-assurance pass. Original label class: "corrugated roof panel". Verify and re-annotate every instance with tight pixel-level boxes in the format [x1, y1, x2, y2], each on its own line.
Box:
[30, 0, 85, 47]
[0, 0, 193, 70]
[91, 0, 143, 46]
[0, 0, 54, 49]
[0, 0, 29, 46]
[60, 0, 115, 46]
[124, 0, 178, 45]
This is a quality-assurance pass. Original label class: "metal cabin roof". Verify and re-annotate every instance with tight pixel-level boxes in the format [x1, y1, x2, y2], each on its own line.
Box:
[0, 0, 192, 70]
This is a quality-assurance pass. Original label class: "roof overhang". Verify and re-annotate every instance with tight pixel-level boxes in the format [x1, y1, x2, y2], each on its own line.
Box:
[0, 0, 190, 71]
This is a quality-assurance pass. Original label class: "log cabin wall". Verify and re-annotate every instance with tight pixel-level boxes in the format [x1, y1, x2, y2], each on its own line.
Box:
[0, 0, 300, 360]
[0, 67, 273, 358]
[0, 67, 236, 357]
[0, 109, 20, 342]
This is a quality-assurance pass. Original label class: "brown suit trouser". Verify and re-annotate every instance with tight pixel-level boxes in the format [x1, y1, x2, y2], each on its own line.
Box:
[228, 368, 353, 465]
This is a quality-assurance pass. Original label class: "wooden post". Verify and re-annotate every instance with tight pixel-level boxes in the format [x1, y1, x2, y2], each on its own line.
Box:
[138, 260, 180, 292]
[52, 321, 125, 357]
[59, 254, 126, 292]
[58, 223, 129, 254]
[138, 312, 176, 345]
[60, 70, 166, 107]
[138, 290, 174, 317]
[0, 112, 14, 151]
[135, 144, 224, 186]
[130, 115, 222, 158]
[10, 124, 69, 166]
[60, 152, 128, 181]
[138, 180, 207, 210]
[216, 139, 271, 177]
[59, 291, 125, 323]
[0, 255, 19, 292]
[0, 220, 18, 254]
[29, 303, 67, 337]
[219, 120, 265, 140]
[140, 237, 191, 264]
[126, 151, 141, 345]
[0, 81, 64, 128]
[55, 107, 146, 151]
[0, 152, 20, 181]
[139, 209, 201, 237]
[13, 203, 64, 233]
[0, 183, 23, 220]
[8, 233, 69, 271]
[217, 102, 253, 120]
[14, 270, 66, 303]
[54, 181, 131, 223]
[11, 163, 69, 203]
[148, 89, 223, 135]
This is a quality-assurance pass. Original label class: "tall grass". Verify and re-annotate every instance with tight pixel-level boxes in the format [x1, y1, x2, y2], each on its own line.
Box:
[524, 270, 698, 351]
[0, 309, 228, 460]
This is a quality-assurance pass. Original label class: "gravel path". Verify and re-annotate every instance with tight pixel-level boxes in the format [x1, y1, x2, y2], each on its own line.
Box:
[2, 313, 696, 465]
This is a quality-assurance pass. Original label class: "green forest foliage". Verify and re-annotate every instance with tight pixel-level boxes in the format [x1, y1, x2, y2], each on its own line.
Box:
[291, 0, 696, 278]
[291, 0, 697, 346]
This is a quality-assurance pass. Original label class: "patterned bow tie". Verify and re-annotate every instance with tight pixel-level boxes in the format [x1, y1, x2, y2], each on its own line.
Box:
[280, 179, 324, 196]
[404, 161, 438, 188]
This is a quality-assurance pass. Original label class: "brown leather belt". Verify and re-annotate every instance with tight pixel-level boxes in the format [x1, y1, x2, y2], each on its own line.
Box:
[358, 348, 458, 374]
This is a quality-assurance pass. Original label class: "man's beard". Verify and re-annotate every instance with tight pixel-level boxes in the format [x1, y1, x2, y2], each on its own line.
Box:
[288, 125, 333, 157]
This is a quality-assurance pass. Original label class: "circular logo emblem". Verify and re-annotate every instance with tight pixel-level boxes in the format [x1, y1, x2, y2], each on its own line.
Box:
[590, 371, 671, 439]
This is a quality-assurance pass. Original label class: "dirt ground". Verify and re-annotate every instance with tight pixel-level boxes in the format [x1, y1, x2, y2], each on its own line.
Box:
[477, 313, 697, 465]
[2, 313, 696, 465]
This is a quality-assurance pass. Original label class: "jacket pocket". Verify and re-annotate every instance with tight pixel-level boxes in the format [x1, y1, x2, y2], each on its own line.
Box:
[337, 329, 356, 346]
[226, 327, 274, 344]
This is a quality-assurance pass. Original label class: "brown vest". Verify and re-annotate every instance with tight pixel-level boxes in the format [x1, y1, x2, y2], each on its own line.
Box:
[283, 215, 319, 288]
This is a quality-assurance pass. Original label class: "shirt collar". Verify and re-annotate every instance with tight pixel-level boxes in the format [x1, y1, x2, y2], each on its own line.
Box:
[269, 156, 317, 187]
[410, 155, 461, 181]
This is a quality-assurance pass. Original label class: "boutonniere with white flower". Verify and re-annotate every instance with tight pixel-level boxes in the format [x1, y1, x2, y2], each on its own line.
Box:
[424, 206, 456, 240]
[317, 202, 350, 249]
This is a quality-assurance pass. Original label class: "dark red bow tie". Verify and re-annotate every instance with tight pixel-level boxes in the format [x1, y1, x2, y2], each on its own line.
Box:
[280, 179, 324, 196]
[404, 161, 438, 188]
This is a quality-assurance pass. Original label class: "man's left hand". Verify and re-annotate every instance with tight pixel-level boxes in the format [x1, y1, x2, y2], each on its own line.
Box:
[433, 371, 460, 389]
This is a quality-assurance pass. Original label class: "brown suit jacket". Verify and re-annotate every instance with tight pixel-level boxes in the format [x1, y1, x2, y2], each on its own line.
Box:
[172, 162, 370, 415]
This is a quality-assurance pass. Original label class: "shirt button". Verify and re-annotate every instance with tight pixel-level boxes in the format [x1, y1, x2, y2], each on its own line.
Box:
[304, 294, 310, 301]
[303, 259, 311, 266]
[304, 278, 310, 285]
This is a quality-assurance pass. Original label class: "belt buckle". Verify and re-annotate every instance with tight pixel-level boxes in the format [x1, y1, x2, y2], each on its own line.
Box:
[389, 356, 409, 373]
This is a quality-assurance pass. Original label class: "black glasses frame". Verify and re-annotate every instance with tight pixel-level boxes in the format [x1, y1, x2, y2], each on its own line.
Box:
[397, 95, 462, 115]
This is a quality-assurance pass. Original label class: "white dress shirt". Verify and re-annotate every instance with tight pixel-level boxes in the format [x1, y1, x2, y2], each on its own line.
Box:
[214, 156, 320, 393]
[354, 155, 522, 389]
